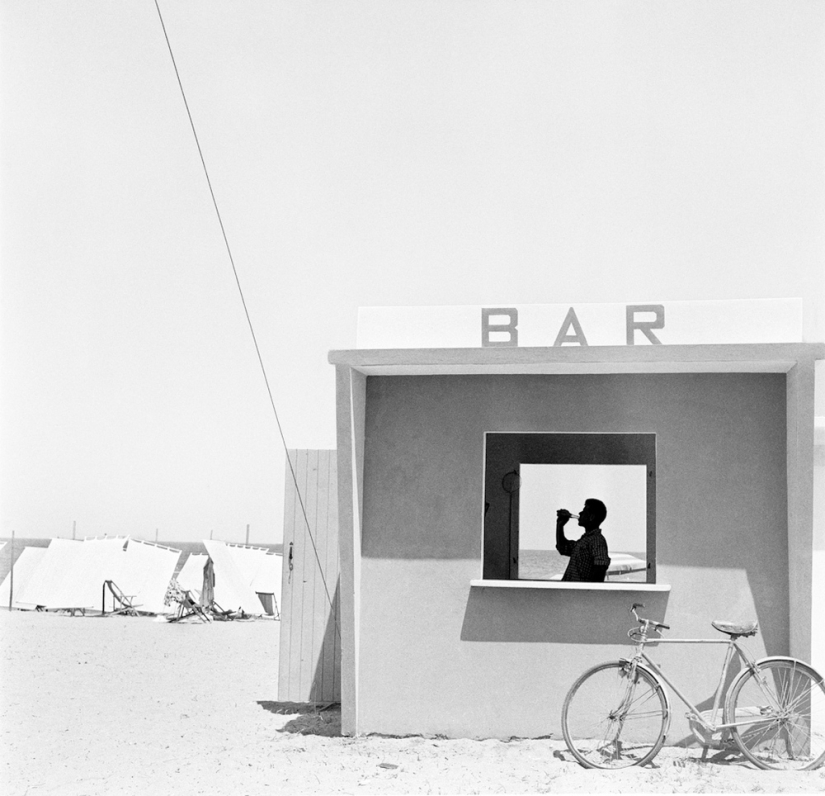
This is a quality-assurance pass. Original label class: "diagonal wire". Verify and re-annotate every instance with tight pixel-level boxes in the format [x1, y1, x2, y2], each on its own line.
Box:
[153, 0, 339, 636]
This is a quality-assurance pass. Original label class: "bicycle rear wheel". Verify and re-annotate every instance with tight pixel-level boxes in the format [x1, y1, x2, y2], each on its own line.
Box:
[562, 661, 669, 769]
[726, 658, 825, 770]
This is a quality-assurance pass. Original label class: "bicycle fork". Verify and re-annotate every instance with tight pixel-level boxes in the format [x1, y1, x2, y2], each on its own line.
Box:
[613, 664, 644, 748]
[593, 660, 640, 760]
[609, 657, 671, 756]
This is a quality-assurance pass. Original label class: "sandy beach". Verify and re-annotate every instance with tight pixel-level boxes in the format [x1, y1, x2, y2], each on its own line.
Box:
[1, 609, 823, 795]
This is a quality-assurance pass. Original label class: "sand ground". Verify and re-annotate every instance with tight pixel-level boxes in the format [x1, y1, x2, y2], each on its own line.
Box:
[1, 610, 823, 795]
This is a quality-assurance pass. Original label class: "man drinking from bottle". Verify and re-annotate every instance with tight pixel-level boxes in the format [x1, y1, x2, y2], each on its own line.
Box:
[556, 499, 611, 582]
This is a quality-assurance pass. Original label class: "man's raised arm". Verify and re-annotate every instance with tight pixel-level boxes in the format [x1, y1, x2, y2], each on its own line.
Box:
[556, 509, 574, 556]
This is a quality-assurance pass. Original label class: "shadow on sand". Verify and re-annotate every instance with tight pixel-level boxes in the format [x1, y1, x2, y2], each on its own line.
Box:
[256, 701, 342, 736]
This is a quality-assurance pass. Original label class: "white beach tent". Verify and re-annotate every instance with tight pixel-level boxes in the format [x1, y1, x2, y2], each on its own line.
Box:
[118, 539, 181, 614]
[224, 543, 269, 586]
[203, 540, 264, 615]
[0, 546, 48, 609]
[176, 553, 208, 600]
[15, 538, 84, 608]
[48, 537, 128, 610]
[221, 543, 282, 616]
[8, 537, 181, 614]
[250, 553, 283, 617]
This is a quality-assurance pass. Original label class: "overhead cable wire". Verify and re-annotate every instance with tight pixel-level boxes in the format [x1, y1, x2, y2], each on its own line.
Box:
[153, 0, 339, 636]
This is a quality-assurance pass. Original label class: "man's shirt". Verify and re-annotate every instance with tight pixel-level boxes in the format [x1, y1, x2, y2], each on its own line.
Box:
[558, 528, 611, 582]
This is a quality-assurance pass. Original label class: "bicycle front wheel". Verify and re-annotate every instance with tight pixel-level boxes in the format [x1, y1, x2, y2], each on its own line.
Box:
[562, 661, 669, 769]
[726, 658, 825, 770]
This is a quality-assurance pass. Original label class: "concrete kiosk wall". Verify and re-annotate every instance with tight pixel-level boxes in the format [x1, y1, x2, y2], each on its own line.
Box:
[331, 344, 823, 740]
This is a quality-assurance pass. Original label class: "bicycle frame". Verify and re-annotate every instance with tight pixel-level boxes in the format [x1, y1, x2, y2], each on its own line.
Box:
[626, 631, 767, 733]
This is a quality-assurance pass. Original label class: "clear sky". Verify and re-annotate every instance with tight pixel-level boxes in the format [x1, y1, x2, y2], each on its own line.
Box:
[2, 1, 823, 544]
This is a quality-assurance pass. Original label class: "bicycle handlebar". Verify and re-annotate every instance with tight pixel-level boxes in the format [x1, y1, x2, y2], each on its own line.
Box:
[630, 602, 670, 632]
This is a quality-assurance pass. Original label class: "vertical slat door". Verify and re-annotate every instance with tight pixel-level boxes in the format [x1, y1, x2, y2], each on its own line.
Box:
[278, 449, 340, 703]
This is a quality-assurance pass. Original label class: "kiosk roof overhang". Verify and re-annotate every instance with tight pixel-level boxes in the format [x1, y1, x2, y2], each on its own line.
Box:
[329, 342, 825, 377]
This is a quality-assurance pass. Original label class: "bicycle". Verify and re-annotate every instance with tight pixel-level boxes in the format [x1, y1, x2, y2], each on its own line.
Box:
[561, 603, 825, 770]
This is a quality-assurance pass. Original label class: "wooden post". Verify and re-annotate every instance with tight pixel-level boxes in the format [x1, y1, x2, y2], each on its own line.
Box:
[245, 524, 250, 545]
[210, 529, 213, 540]
[155, 528, 159, 543]
[8, 530, 14, 611]
[72, 520, 76, 540]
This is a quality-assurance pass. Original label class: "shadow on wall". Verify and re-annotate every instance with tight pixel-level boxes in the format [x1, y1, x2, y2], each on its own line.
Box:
[670, 656, 746, 748]
[460, 587, 670, 645]
[359, 373, 789, 654]
[310, 581, 342, 703]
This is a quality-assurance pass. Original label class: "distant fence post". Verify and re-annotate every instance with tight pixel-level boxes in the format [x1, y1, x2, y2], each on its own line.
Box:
[8, 530, 14, 611]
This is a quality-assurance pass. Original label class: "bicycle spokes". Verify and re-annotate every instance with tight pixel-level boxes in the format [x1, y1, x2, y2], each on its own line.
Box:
[728, 659, 825, 770]
[562, 662, 668, 769]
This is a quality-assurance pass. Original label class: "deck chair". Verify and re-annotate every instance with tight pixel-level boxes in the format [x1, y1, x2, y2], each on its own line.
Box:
[163, 578, 211, 623]
[102, 580, 141, 616]
[207, 599, 252, 621]
[168, 588, 212, 623]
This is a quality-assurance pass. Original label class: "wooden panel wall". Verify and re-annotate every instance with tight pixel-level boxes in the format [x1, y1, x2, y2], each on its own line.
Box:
[278, 450, 341, 703]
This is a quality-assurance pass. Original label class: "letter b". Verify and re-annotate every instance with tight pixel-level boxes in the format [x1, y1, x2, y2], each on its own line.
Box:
[481, 308, 518, 347]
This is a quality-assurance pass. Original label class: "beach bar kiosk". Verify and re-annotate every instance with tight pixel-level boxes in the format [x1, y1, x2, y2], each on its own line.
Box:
[329, 301, 824, 740]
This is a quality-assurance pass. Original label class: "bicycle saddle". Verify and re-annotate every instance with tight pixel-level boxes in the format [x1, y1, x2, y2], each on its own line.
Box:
[711, 620, 758, 637]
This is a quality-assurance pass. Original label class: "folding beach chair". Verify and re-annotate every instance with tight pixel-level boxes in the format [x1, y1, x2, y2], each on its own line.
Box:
[161, 578, 211, 622]
[102, 580, 141, 616]
[207, 600, 252, 621]
[169, 588, 213, 623]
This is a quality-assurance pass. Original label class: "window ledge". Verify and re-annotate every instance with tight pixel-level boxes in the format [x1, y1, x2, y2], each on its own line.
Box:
[470, 579, 671, 592]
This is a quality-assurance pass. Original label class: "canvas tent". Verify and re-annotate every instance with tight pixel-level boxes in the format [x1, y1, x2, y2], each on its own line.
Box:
[224, 543, 268, 585]
[176, 553, 209, 600]
[251, 552, 283, 617]
[50, 537, 128, 610]
[222, 543, 282, 616]
[15, 538, 84, 609]
[0, 546, 48, 609]
[8, 537, 181, 614]
[176, 544, 282, 617]
[117, 539, 181, 614]
[202, 540, 267, 615]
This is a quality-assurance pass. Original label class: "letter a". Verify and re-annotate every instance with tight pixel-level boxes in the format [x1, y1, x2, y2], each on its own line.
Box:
[553, 308, 588, 346]
[481, 308, 519, 347]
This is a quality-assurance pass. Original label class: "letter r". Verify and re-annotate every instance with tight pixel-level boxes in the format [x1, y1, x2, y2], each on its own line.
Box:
[626, 304, 665, 345]
[481, 308, 519, 347]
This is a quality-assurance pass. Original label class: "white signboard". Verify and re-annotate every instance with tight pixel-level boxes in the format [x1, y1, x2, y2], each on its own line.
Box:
[356, 299, 803, 349]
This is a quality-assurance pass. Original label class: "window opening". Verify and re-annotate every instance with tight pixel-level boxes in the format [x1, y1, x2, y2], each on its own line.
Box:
[519, 464, 648, 582]
[482, 432, 656, 583]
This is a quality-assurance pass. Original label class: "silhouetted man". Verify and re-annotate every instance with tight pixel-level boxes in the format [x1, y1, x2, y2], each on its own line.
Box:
[556, 499, 611, 582]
